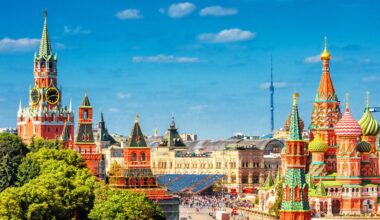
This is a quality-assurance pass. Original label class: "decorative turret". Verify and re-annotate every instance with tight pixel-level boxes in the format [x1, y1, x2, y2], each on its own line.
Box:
[161, 114, 186, 149]
[336, 94, 362, 185]
[279, 93, 311, 220]
[314, 178, 327, 197]
[359, 92, 379, 137]
[308, 133, 328, 177]
[320, 37, 331, 61]
[284, 112, 305, 132]
[128, 114, 148, 148]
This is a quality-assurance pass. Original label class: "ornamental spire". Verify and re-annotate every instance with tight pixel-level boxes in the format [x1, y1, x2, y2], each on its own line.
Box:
[345, 93, 349, 112]
[39, 9, 53, 58]
[289, 93, 302, 141]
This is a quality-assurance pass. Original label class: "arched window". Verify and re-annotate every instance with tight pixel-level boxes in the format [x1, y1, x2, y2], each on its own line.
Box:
[294, 185, 300, 202]
[285, 185, 290, 201]
[132, 152, 137, 161]
[141, 152, 146, 161]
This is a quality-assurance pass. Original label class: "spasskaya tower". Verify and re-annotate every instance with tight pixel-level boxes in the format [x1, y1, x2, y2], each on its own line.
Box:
[17, 10, 74, 145]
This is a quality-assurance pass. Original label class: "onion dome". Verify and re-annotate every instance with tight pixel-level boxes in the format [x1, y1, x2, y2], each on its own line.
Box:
[335, 94, 362, 137]
[358, 92, 379, 136]
[320, 37, 331, 60]
[284, 112, 305, 131]
[309, 133, 328, 152]
[356, 141, 372, 153]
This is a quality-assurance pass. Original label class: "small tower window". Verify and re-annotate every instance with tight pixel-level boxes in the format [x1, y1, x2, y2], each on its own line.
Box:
[84, 110, 88, 120]
[132, 152, 137, 161]
[141, 152, 146, 161]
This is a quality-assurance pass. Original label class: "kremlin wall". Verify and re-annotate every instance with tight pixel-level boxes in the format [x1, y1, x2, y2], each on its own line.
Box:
[13, 11, 380, 220]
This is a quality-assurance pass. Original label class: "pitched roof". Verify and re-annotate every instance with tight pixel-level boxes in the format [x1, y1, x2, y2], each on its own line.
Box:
[60, 122, 71, 141]
[128, 115, 147, 148]
[98, 112, 118, 145]
[81, 94, 91, 106]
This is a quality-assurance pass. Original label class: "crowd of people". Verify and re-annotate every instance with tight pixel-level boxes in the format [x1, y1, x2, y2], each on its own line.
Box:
[179, 194, 255, 217]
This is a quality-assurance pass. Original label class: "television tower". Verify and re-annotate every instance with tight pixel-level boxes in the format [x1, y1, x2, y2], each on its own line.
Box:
[270, 56, 274, 133]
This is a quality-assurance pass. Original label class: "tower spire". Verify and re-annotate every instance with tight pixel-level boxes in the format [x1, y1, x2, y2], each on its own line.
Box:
[289, 93, 302, 141]
[270, 56, 274, 133]
[39, 9, 52, 58]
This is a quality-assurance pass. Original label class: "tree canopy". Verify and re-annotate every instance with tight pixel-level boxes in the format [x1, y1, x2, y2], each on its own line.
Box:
[0, 133, 28, 191]
[89, 185, 164, 220]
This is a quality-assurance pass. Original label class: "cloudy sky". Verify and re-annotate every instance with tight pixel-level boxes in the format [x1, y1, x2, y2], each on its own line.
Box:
[0, 0, 379, 139]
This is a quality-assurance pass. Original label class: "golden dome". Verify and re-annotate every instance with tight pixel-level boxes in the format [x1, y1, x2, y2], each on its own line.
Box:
[309, 133, 328, 152]
[320, 36, 331, 60]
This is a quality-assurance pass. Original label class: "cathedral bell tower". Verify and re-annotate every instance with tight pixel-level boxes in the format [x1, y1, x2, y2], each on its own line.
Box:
[17, 10, 74, 144]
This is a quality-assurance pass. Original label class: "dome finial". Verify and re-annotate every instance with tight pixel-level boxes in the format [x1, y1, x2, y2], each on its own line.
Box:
[135, 114, 139, 123]
[320, 36, 331, 60]
[293, 92, 300, 106]
[345, 93, 349, 111]
[366, 91, 370, 109]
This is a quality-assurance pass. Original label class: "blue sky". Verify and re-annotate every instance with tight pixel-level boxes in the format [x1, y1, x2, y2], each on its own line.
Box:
[0, 0, 380, 139]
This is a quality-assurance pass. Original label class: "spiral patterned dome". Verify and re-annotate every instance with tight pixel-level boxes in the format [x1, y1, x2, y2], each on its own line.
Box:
[335, 106, 362, 137]
[309, 134, 328, 152]
[359, 94, 379, 136]
[356, 141, 372, 152]
[284, 112, 304, 131]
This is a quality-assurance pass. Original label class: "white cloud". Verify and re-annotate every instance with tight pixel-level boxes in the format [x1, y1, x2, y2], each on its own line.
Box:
[168, 2, 196, 18]
[108, 107, 120, 113]
[64, 25, 92, 35]
[304, 55, 320, 63]
[362, 76, 380, 82]
[132, 54, 203, 63]
[55, 43, 65, 50]
[260, 82, 288, 89]
[189, 104, 208, 112]
[0, 37, 40, 53]
[198, 28, 255, 43]
[116, 9, 142, 20]
[117, 92, 131, 99]
[200, 6, 238, 16]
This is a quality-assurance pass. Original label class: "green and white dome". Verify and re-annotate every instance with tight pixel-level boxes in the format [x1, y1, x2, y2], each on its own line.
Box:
[358, 93, 379, 136]
[309, 134, 328, 152]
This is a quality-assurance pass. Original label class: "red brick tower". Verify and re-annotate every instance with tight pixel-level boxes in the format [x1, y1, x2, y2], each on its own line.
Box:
[17, 10, 74, 145]
[74, 94, 102, 176]
[309, 37, 342, 173]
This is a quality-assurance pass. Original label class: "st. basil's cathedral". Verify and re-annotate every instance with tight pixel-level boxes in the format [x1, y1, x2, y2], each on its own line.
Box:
[260, 38, 380, 219]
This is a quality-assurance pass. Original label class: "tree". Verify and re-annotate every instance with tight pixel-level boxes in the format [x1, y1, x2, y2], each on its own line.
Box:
[88, 185, 164, 220]
[0, 133, 28, 191]
[29, 137, 62, 152]
[16, 148, 86, 186]
[109, 161, 123, 177]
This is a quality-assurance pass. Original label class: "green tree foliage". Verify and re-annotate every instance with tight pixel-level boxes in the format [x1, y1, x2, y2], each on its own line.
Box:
[0, 133, 28, 191]
[16, 148, 87, 186]
[29, 137, 62, 152]
[0, 147, 98, 219]
[88, 185, 164, 220]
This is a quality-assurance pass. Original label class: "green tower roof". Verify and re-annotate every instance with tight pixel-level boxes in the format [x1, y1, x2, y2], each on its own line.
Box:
[128, 115, 148, 148]
[289, 93, 303, 141]
[39, 9, 53, 59]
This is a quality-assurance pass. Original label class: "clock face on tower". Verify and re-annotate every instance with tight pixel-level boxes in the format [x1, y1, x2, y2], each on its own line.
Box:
[45, 87, 60, 105]
[30, 88, 41, 105]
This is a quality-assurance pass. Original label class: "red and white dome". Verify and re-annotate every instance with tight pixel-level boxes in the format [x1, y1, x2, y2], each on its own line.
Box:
[335, 107, 362, 137]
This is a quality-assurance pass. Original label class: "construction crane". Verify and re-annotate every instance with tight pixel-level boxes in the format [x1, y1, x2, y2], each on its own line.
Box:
[368, 107, 380, 113]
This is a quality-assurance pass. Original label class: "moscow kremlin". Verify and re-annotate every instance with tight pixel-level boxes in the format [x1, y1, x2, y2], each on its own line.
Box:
[2, 5, 380, 220]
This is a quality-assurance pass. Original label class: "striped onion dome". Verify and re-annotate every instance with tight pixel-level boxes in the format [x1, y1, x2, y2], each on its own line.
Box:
[335, 102, 362, 137]
[356, 141, 371, 152]
[358, 94, 379, 136]
[309, 134, 328, 152]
